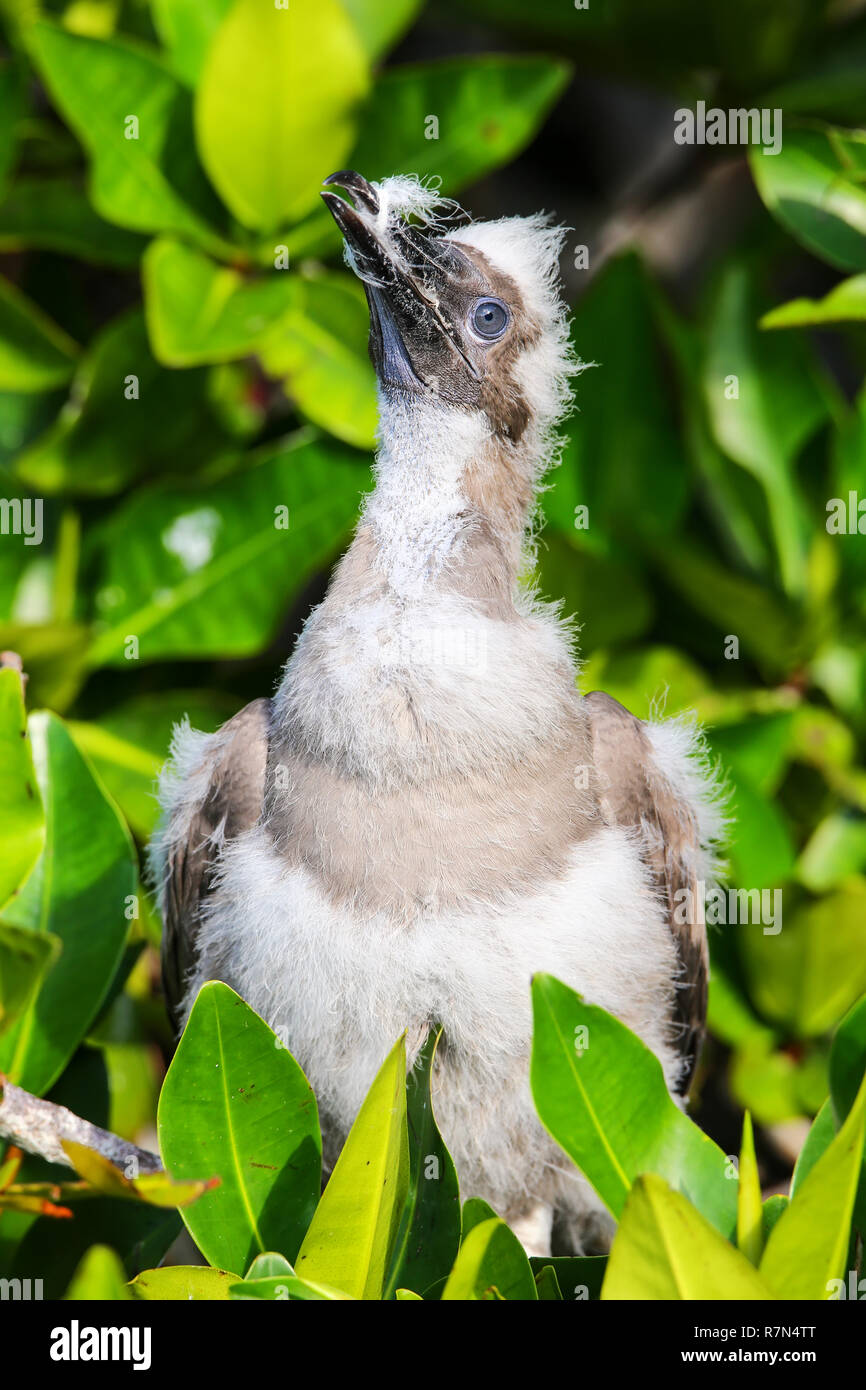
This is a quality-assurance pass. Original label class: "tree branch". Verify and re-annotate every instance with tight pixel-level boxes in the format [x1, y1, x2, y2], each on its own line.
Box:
[0, 1075, 162, 1175]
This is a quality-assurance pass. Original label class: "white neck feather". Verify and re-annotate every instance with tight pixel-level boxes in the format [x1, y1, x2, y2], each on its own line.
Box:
[362, 394, 492, 600]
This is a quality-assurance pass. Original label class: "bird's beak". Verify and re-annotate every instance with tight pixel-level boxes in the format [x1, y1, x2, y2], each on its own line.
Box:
[321, 170, 479, 393]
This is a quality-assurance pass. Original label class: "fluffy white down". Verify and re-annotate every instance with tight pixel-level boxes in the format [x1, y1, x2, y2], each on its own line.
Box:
[181, 814, 681, 1228]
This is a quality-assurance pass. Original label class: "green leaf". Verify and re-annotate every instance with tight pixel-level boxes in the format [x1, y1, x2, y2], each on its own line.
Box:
[441, 1217, 538, 1301]
[351, 55, 571, 198]
[0, 57, 26, 198]
[798, 814, 866, 893]
[245, 1251, 292, 1280]
[68, 691, 236, 839]
[87, 436, 366, 667]
[702, 262, 827, 594]
[738, 882, 866, 1038]
[0, 923, 60, 1038]
[260, 272, 377, 450]
[130, 1265, 236, 1299]
[750, 126, 866, 272]
[384, 1028, 461, 1299]
[530, 975, 736, 1235]
[14, 309, 240, 497]
[720, 763, 795, 891]
[65, 1244, 132, 1300]
[10, 1197, 180, 1298]
[29, 22, 228, 250]
[0, 713, 136, 1095]
[295, 1036, 409, 1301]
[830, 994, 866, 1231]
[830, 995, 866, 1121]
[556, 255, 688, 548]
[761, 1193, 788, 1244]
[0, 274, 77, 391]
[342, 0, 421, 58]
[143, 237, 299, 367]
[229, 1273, 354, 1300]
[528, 1254, 607, 1301]
[760, 1072, 866, 1298]
[762, 273, 866, 329]
[61, 1141, 217, 1209]
[601, 1174, 773, 1301]
[791, 1097, 836, 1195]
[158, 982, 322, 1275]
[0, 178, 146, 266]
[195, 0, 369, 230]
[737, 1112, 763, 1265]
[0, 665, 44, 910]
[535, 536, 653, 654]
[534, 1265, 563, 1300]
[151, 0, 233, 85]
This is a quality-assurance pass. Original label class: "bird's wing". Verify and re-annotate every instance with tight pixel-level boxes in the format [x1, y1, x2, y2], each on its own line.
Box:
[155, 697, 271, 1033]
[584, 690, 710, 1094]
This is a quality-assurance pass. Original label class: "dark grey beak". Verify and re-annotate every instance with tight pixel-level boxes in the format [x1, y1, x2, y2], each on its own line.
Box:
[321, 170, 479, 392]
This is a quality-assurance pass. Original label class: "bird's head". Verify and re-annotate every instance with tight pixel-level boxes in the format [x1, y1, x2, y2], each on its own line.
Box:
[321, 171, 577, 460]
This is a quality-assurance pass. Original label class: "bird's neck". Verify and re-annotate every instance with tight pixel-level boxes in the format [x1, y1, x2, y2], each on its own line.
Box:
[357, 395, 535, 606]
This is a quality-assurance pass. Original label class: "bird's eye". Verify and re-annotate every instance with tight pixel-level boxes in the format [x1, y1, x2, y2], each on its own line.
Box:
[470, 297, 510, 341]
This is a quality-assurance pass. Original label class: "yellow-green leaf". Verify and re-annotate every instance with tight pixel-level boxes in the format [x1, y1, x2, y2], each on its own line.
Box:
[294, 1035, 409, 1300]
[737, 1111, 763, 1265]
[602, 1174, 774, 1300]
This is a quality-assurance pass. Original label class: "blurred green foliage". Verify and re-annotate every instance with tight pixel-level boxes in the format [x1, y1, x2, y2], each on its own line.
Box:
[1, 0, 866, 1295]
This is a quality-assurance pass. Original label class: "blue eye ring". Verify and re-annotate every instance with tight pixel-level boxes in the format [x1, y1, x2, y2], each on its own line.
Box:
[469, 297, 510, 341]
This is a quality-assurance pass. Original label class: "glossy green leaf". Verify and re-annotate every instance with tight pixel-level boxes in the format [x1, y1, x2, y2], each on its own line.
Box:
[0, 922, 60, 1037]
[29, 22, 227, 250]
[245, 1251, 292, 1280]
[130, 1265, 236, 1300]
[343, 0, 421, 57]
[143, 237, 299, 367]
[534, 1266, 562, 1299]
[14, 309, 240, 496]
[528, 1254, 607, 1301]
[530, 975, 736, 1235]
[601, 1174, 773, 1300]
[0, 713, 136, 1096]
[738, 882, 866, 1038]
[750, 126, 866, 272]
[158, 982, 322, 1275]
[68, 691, 236, 839]
[557, 255, 689, 547]
[0, 665, 44, 910]
[791, 1097, 835, 1196]
[798, 814, 866, 892]
[580, 646, 709, 720]
[195, 0, 369, 230]
[702, 263, 826, 594]
[260, 273, 377, 450]
[151, 0, 233, 85]
[0, 178, 146, 266]
[830, 994, 866, 1231]
[760, 1072, 866, 1298]
[384, 1029, 461, 1299]
[761, 1193, 788, 1244]
[61, 1141, 217, 1208]
[351, 55, 570, 198]
[87, 436, 367, 666]
[762, 273, 866, 329]
[295, 1036, 409, 1300]
[10, 1197, 180, 1298]
[229, 1273, 354, 1301]
[441, 1217, 537, 1301]
[65, 1244, 132, 1300]
[737, 1112, 763, 1265]
[0, 274, 77, 391]
[720, 762, 795, 891]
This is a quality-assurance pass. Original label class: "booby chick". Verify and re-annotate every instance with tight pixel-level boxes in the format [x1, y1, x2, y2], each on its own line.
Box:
[150, 171, 723, 1256]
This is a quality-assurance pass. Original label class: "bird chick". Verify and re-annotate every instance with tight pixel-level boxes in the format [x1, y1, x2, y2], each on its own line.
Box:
[150, 172, 724, 1257]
